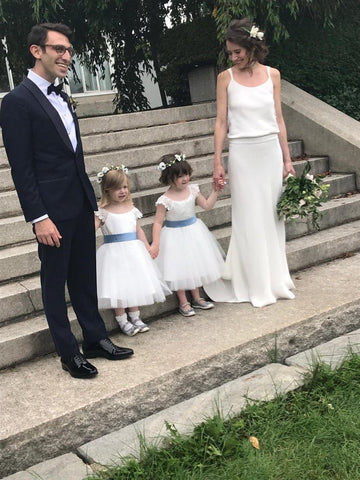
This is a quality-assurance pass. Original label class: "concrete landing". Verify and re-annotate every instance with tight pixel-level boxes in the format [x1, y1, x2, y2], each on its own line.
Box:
[1, 252, 360, 477]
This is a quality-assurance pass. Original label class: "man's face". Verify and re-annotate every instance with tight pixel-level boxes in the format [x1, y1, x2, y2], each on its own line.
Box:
[32, 30, 73, 82]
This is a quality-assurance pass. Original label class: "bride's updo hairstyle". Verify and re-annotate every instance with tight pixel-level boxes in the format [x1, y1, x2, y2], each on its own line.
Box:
[225, 18, 269, 66]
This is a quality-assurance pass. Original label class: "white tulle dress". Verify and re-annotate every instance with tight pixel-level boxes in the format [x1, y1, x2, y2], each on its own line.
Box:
[155, 184, 225, 291]
[96, 207, 170, 309]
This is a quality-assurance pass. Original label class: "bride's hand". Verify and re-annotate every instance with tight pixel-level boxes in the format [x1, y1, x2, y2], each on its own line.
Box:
[283, 159, 295, 178]
[213, 164, 226, 189]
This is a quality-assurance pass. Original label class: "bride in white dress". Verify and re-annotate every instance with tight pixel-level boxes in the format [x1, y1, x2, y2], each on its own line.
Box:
[206, 18, 296, 307]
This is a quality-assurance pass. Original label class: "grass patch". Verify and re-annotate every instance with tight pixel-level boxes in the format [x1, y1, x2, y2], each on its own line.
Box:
[86, 354, 360, 480]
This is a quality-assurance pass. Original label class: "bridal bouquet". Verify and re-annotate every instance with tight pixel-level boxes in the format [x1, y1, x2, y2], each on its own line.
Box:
[277, 161, 330, 230]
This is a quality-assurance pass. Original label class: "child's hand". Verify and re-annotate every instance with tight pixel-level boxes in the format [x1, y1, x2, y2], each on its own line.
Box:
[149, 244, 159, 259]
[214, 177, 226, 192]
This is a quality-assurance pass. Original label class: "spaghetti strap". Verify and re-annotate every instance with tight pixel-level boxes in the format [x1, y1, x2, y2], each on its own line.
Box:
[228, 67, 234, 80]
[266, 65, 271, 78]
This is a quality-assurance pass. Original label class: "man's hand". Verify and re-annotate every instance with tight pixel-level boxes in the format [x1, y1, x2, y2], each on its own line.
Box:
[34, 218, 62, 247]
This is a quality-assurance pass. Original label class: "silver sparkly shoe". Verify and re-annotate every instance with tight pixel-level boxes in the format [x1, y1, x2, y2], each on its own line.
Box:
[191, 298, 214, 310]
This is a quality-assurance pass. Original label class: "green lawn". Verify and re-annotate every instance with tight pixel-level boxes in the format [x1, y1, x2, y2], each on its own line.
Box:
[87, 354, 360, 480]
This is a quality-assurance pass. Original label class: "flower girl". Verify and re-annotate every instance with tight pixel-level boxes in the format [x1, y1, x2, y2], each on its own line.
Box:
[95, 165, 170, 335]
[149, 153, 225, 317]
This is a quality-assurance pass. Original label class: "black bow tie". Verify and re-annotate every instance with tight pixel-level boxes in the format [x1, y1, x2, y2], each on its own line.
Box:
[47, 83, 64, 95]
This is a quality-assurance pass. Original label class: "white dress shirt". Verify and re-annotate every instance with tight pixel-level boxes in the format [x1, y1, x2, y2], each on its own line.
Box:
[27, 70, 77, 223]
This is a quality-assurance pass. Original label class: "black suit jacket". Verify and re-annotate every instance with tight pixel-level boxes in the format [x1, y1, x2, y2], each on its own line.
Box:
[0, 77, 97, 223]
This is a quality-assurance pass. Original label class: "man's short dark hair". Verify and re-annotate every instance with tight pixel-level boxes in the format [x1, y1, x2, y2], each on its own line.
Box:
[27, 23, 73, 49]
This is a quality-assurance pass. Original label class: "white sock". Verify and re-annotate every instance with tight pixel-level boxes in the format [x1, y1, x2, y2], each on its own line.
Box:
[115, 313, 128, 327]
[128, 310, 140, 321]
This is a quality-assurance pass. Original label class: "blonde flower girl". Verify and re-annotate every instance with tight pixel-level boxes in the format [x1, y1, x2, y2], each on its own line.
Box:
[95, 165, 170, 335]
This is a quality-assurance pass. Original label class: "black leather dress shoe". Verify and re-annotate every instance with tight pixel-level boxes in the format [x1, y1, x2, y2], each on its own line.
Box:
[61, 353, 98, 379]
[83, 338, 134, 360]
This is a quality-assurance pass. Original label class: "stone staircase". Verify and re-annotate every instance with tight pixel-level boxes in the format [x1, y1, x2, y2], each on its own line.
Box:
[1, 101, 360, 478]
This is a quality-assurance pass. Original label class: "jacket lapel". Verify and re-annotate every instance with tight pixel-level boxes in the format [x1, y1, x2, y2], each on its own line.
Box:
[22, 77, 74, 152]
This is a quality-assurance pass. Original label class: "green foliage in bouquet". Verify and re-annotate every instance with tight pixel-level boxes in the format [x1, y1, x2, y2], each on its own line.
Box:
[277, 161, 330, 230]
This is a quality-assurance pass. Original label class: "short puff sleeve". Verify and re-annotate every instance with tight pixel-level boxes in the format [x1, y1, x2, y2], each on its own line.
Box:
[189, 184, 200, 197]
[133, 207, 143, 219]
[155, 194, 172, 211]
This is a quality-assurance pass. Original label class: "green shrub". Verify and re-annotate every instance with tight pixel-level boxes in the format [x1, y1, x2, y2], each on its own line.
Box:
[267, 4, 360, 120]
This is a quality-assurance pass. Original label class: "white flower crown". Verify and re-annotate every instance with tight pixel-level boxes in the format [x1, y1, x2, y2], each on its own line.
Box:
[157, 153, 186, 171]
[97, 164, 129, 183]
[249, 25, 264, 40]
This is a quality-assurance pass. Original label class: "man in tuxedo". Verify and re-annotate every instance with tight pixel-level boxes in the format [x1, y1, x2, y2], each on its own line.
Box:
[0, 23, 134, 378]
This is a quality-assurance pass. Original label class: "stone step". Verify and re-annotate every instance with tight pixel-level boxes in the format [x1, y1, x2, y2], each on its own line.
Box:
[1, 252, 360, 477]
[129, 169, 355, 220]
[0, 147, 318, 196]
[0, 147, 8, 168]
[0, 154, 342, 225]
[213, 213, 360, 267]
[0, 102, 215, 164]
[79, 102, 217, 137]
[82, 117, 216, 155]
[2, 207, 360, 370]
[91, 153, 328, 204]
[83, 137, 304, 176]
[0, 151, 323, 232]
[0, 171, 358, 279]
[0, 177, 357, 284]
[0, 242, 39, 282]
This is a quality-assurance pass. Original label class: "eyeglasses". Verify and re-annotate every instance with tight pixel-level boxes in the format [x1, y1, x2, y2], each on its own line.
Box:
[40, 44, 75, 57]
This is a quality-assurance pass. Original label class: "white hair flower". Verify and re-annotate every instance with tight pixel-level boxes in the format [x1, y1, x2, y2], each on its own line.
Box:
[158, 162, 167, 171]
[174, 153, 186, 162]
[157, 153, 186, 171]
[249, 25, 264, 40]
[97, 165, 129, 184]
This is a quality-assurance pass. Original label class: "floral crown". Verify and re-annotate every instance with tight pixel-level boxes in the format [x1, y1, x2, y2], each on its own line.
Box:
[97, 164, 129, 184]
[244, 25, 264, 40]
[158, 153, 186, 171]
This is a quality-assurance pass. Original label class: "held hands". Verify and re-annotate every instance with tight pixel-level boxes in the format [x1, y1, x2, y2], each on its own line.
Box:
[34, 218, 62, 247]
[213, 163, 226, 192]
[148, 244, 159, 259]
[214, 177, 226, 192]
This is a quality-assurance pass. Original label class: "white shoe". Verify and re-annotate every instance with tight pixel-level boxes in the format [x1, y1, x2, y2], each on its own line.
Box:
[131, 318, 149, 333]
[118, 320, 140, 336]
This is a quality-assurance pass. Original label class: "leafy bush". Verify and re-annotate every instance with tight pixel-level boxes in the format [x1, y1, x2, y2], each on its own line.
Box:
[267, 3, 360, 120]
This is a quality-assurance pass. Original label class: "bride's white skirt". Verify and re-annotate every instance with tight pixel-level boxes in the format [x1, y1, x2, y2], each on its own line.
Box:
[204, 134, 295, 307]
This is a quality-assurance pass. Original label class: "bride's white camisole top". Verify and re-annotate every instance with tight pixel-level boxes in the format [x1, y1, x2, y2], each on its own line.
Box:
[227, 65, 279, 139]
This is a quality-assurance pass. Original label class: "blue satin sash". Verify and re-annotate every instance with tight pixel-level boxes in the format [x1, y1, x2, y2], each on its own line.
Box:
[164, 216, 197, 228]
[103, 232, 137, 243]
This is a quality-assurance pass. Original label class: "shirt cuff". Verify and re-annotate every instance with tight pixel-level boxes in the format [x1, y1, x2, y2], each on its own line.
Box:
[31, 214, 49, 224]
